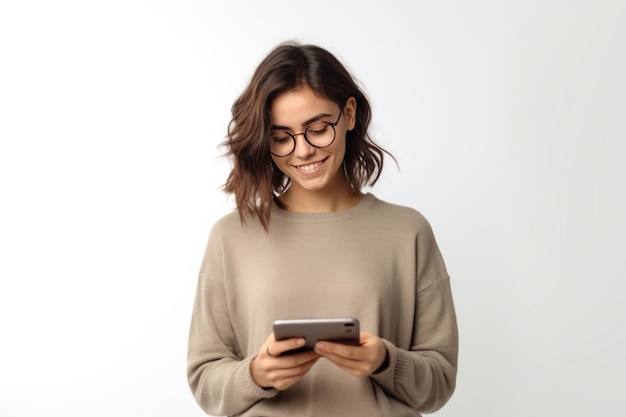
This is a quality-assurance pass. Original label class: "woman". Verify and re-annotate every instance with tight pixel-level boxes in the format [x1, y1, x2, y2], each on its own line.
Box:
[187, 42, 458, 416]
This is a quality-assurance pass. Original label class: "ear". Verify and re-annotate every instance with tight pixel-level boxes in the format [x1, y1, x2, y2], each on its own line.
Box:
[344, 96, 357, 131]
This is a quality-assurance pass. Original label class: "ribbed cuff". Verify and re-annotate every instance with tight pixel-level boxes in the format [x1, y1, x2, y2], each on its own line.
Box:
[370, 339, 413, 389]
[236, 355, 280, 401]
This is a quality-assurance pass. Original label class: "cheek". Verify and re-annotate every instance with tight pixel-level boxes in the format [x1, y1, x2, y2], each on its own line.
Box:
[271, 156, 289, 175]
[331, 136, 348, 160]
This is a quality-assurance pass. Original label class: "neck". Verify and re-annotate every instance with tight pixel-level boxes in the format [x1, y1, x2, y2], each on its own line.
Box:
[279, 176, 363, 213]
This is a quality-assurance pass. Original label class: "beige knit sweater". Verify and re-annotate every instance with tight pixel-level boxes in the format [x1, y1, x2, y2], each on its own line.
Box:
[188, 193, 458, 416]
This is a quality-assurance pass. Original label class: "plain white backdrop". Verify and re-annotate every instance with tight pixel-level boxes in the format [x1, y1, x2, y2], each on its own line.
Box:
[1, 1, 624, 416]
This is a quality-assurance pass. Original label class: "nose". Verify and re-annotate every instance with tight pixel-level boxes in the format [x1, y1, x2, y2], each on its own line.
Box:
[292, 133, 315, 158]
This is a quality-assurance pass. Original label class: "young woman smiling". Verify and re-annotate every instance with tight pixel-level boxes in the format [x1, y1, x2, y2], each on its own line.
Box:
[187, 42, 458, 417]
[268, 86, 359, 212]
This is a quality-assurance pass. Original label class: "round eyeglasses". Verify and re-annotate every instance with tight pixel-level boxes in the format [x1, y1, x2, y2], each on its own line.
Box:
[269, 107, 344, 157]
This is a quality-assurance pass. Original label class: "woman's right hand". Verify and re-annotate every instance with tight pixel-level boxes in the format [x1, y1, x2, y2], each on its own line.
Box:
[250, 333, 320, 390]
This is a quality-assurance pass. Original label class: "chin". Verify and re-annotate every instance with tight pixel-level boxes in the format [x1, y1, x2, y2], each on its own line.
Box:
[295, 182, 328, 192]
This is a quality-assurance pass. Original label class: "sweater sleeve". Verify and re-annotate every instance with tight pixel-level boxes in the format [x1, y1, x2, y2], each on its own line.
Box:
[370, 219, 459, 413]
[187, 224, 279, 416]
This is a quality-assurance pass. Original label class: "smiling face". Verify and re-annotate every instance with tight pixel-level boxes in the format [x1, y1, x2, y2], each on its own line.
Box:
[269, 85, 356, 206]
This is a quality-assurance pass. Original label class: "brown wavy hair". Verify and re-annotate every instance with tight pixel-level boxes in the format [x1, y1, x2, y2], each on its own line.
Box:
[222, 41, 394, 230]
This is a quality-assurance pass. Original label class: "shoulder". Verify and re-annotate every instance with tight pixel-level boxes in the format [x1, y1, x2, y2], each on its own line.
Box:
[211, 211, 242, 234]
[208, 210, 265, 241]
[365, 194, 434, 233]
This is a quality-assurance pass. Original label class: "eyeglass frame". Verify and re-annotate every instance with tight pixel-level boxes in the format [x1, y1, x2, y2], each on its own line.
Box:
[269, 105, 345, 157]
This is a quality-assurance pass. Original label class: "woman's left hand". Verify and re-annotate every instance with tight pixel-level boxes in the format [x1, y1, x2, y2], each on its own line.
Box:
[314, 332, 388, 377]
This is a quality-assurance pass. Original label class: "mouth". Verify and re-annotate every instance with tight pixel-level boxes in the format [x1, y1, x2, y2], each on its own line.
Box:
[294, 158, 327, 172]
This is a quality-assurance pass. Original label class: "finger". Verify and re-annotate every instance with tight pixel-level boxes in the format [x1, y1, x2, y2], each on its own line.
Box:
[314, 337, 384, 376]
[258, 355, 320, 391]
[314, 342, 363, 369]
[253, 352, 315, 384]
[316, 347, 361, 368]
[263, 348, 320, 370]
[253, 334, 319, 389]
[266, 345, 278, 358]
[314, 341, 361, 359]
[318, 351, 373, 377]
[267, 336, 308, 357]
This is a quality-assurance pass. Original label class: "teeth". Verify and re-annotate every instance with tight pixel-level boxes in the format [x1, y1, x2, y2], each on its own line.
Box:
[297, 161, 321, 171]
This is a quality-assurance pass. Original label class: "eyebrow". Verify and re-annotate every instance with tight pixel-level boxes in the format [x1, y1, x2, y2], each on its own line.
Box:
[270, 113, 334, 131]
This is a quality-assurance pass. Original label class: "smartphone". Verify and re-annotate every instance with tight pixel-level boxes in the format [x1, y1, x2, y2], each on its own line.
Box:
[272, 317, 360, 355]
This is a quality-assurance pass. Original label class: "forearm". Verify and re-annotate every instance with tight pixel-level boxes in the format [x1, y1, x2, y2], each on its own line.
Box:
[188, 354, 279, 416]
[370, 340, 457, 413]
[371, 274, 459, 413]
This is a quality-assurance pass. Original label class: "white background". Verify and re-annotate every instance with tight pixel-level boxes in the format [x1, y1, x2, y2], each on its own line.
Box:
[1, 1, 624, 416]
